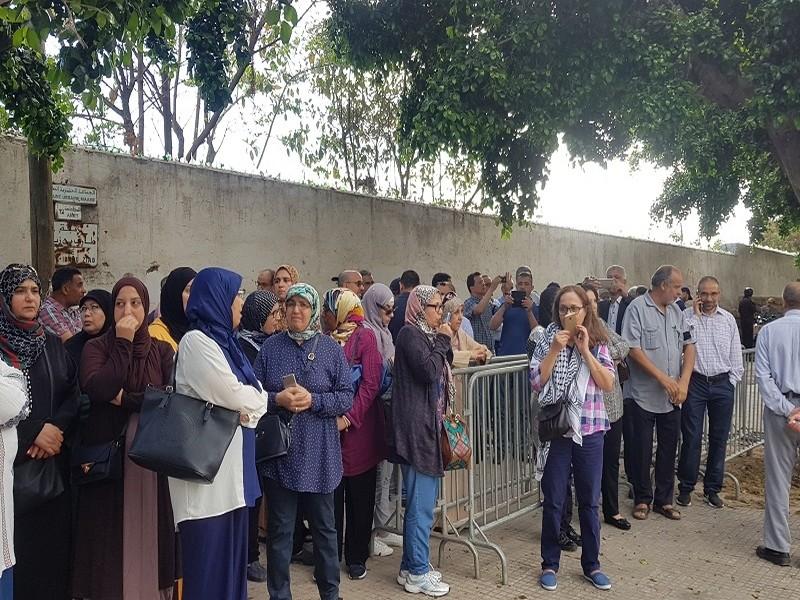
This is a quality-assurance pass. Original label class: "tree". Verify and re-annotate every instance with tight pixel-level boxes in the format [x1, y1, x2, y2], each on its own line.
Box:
[0, 0, 300, 167]
[327, 0, 800, 239]
[759, 220, 800, 257]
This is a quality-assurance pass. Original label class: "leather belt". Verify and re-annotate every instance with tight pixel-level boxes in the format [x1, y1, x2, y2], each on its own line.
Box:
[692, 372, 729, 384]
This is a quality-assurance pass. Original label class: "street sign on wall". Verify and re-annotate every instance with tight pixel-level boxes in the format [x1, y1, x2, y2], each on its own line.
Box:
[54, 222, 98, 267]
[53, 184, 97, 206]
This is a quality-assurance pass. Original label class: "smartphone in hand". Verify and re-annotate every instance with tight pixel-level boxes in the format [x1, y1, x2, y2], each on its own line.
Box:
[563, 312, 579, 334]
[282, 374, 297, 389]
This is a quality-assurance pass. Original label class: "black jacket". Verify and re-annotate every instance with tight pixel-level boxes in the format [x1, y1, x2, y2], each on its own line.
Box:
[388, 292, 410, 343]
[389, 325, 452, 477]
[598, 296, 629, 335]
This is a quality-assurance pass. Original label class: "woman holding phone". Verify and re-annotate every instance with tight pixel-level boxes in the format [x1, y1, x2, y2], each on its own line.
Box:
[254, 283, 352, 600]
[529, 285, 615, 592]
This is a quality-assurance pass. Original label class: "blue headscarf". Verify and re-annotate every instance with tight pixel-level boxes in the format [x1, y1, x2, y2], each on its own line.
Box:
[186, 267, 260, 389]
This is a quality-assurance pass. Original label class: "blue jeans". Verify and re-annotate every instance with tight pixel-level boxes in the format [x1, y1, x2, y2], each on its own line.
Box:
[0, 566, 12, 598]
[264, 478, 340, 600]
[400, 465, 440, 576]
[540, 432, 604, 575]
[678, 375, 735, 495]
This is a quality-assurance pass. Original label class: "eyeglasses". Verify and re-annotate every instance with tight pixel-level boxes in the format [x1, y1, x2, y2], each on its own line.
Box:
[286, 300, 311, 310]
[426, 303, 443, 313]
[558, 305, 584, 315]
[382, 305, 395, 315]
[80, 304, 102, 315]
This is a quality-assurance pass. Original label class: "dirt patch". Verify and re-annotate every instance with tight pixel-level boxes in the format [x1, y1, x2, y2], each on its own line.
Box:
[722, 446, 800, 512]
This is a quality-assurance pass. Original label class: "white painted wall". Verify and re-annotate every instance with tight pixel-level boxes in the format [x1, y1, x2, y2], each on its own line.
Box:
[1, 136, 797, 309]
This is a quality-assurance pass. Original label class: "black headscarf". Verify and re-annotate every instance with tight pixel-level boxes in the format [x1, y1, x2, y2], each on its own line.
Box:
[238, 290, 278, 349]
[0, 263, 47, 369]
[64, 289, 113, 365]
[159, 267, 197, 344]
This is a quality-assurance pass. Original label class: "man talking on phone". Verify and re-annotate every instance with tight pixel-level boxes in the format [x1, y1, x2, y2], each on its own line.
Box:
[676, 276, 743, 509]
[754, 282, 800, 566]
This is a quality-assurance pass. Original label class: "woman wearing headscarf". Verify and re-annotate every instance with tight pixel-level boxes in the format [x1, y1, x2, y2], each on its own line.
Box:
[238, 289, 280, 365]
[361, 283, 401, 553]
[236, 288, 280, 584]
[441, 293, 491, 369]
[391, 285, 454, 597]
[254, 283, 352, 600]
[0, 264, 80, 599]
[322, 288, 385, 581]
[149, 267, 197, 351]
[529, 285, 615, 592]
[272, 265, 300, 333]
[0, 361, 29, 597]
[65, 289, 113, 366]
[74, 276, 178, 600]
[169, 268, 268, 600]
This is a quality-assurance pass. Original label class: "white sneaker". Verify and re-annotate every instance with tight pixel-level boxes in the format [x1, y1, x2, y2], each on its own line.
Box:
[372, 538, 394, 557]
[397, 568, 442, 586]
[378, 531, 404, 547]
[404, 571, 450, 597]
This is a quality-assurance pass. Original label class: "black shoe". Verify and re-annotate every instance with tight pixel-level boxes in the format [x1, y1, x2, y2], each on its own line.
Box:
[565, 525, 582, 547]
[348, 563, 367, 580]
[247, 560, 268, 582]
[291, 548, 314, 566]
[558, 531, 578, 552]
[676, 492, 692, 507]
[604, 516, 632, 531]
[704, 492, 724, 509]
[756, 545, 791, 566]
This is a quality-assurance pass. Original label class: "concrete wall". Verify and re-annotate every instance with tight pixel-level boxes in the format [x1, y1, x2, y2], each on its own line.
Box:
[1, 136, 797, 307]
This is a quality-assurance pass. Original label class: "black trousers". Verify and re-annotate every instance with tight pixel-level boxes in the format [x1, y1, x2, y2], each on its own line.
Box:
[601, 418, 624, 518]
[248, 496, 262, 563]
[264, 478, 340, 600]
[622, 398, 636, 484]
[334, 467, 378, 567]
[628, 401, 681, 507]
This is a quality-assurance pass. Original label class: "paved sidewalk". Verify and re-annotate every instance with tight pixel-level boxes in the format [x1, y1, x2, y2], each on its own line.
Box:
[247, 496, 800, 600]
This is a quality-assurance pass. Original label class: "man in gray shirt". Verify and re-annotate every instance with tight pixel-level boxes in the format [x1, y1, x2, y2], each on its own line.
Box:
[622, 265, 696, 522]
[755, 282, 800, 566]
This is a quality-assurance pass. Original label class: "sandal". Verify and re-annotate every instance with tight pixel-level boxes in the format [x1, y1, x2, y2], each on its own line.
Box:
[653, 504, 682, 520]
[632, 504, 650, 520]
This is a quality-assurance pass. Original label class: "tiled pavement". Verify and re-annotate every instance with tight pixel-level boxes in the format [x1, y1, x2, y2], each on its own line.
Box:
[247, 496, 800, 600]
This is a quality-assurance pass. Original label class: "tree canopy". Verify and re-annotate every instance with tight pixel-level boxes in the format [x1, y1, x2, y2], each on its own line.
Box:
[0, 0, 297, 168]
[327, 0, 800, 239]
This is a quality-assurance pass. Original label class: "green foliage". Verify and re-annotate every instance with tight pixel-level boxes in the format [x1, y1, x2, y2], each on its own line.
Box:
[328, 0, 800, 236]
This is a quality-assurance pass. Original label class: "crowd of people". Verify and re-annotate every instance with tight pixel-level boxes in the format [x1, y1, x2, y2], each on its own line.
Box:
[0, 260, 797, 599]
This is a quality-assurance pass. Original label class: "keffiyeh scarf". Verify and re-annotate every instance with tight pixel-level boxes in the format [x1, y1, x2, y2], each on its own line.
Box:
[531, 323, 592, 481]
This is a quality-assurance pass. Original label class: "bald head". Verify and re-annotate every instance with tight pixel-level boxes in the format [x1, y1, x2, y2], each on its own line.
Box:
[784, 282, 800, 310]
[338, 270, 364, 297]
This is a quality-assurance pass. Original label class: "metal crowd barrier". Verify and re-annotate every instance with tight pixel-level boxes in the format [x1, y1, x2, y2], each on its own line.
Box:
[375, 350, 764, 585]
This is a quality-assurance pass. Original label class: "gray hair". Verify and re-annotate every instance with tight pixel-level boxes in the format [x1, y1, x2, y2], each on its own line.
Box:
[697, 275, 720, 289]
[606, 265, 627, 279]
[651, 265, 677, 289]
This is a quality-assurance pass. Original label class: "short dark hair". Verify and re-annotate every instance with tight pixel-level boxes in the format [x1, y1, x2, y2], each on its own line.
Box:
[400, 270, 419, 289]
[359, 269, 372, 277]
[432, 272, 451, 287]
[636, 285, 648, 296]
[389, 277, 401, 296]
[51, 267, 81, 292]
[466, 272, 482, 290]
[744, 287, 754, 297]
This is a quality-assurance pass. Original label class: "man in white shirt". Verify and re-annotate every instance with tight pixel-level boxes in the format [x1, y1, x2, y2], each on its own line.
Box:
[755, 282, 800, 567]
[676, 276, 743, 509]
[598, 265, 629, 335]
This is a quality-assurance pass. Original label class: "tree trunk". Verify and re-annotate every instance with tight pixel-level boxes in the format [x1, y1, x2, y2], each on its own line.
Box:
[161, 71, 173, 156]
[136, 50, 145, 155]
[766, 124, 800, 213]
[28, 151, 54, 285]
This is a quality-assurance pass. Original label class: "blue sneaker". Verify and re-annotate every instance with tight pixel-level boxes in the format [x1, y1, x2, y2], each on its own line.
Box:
[584, 571, 612, 590]
[539, 570, 557, 591]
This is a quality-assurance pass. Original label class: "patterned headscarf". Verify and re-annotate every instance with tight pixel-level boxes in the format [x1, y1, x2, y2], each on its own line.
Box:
[323, 288, 364, 345]
[362, 283, 395, 361]
[285, 283, 321, 342]
[441, 293, 464, 324]
[0, 264, 47, 369]
[405, 285, 439, 336]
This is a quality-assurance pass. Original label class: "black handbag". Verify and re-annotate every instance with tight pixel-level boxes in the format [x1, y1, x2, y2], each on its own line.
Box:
[254, 335, 320, 464]
[14, 349, 65, 514]
[537, 399, 570, 442]
[128, 353, 242, 483]
[14, 457, 65, 514]
[71, 419, 128, 486]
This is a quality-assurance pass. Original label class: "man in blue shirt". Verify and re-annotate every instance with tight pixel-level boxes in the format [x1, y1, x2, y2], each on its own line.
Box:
[490, 268, 539, 356]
